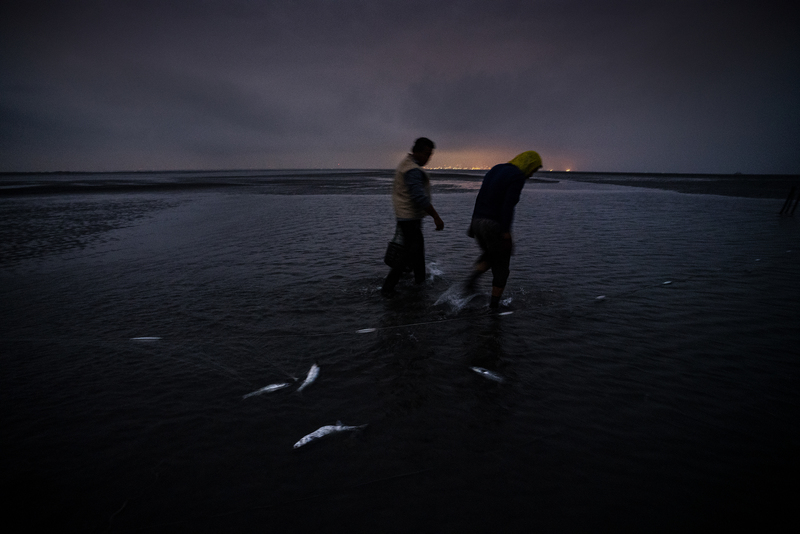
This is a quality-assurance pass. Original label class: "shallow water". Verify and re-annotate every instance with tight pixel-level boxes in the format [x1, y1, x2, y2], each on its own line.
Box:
[1, 172, 798, 532]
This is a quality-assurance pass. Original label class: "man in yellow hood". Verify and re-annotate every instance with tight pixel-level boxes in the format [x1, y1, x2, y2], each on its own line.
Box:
[465, 151, 542, 308]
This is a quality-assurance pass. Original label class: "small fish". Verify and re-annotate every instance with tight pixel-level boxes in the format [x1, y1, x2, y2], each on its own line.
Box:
[293, 421, 367, 449]
[595, 295, 606, 300]
[356, 328, 377, 334]
[470, 366, 504, 383]
[663, 281, 672, 285]
[131, 337, 161, 341]
[242, 383, 289, 399]
[296, 363, 319, 392]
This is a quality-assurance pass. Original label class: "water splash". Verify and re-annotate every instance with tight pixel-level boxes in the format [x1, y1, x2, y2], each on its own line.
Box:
[435, 285, 481, 313]
[426, 261, 445, 282]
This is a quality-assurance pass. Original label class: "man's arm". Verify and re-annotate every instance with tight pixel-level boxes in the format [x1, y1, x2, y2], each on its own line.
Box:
[405, 169, 444, 230]
[424, 204, 444, 231]
[499, 176, 526, 233]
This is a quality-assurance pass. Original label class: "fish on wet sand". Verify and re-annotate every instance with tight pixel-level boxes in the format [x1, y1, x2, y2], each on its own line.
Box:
[470, 366, 504, 383]
[293, 421, 367, 449]
[296, 363, 319, 392]
[242, 383, 290, 399]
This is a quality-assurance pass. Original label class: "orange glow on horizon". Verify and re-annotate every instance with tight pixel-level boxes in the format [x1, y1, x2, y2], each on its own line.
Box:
[430, 149, 577, 172]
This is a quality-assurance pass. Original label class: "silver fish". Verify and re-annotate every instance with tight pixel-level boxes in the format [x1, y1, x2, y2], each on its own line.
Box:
[296, 363, 319, 392]
[242, 383, 289, 399]
[293, 421, 367, 449]
[470, 366, 504, 383]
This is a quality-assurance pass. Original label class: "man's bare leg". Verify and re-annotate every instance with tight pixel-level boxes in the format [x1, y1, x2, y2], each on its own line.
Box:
[490, 285, 504, 309]
[464, 261, 490, 294]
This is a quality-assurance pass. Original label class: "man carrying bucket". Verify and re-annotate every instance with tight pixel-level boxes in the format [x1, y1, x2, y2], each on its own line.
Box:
[381, 137, 445, 297]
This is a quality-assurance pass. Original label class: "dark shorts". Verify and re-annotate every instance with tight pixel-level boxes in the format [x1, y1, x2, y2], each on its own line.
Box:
[470, 218, 511, 288]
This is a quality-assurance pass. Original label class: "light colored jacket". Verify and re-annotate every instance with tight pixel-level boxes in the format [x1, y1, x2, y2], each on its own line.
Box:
[392, 154, 431, 219]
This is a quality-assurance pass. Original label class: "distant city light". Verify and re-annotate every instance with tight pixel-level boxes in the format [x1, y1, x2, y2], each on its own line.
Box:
[429, 166, 489, 170]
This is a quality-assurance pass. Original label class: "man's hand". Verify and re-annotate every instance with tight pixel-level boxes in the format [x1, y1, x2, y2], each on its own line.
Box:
[425, 205, 444, 231]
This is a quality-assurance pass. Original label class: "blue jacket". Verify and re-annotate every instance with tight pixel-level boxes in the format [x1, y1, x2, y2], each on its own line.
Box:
[471, 163, 527, 232]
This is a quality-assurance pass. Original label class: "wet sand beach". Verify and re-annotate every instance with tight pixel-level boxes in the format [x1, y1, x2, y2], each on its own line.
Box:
[1, 170, 798, 532]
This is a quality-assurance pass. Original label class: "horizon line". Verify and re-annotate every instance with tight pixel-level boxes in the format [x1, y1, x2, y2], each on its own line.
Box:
[1, 168, 798, 178]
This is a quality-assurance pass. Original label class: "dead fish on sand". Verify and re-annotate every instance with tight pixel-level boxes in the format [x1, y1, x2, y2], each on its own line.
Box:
[242, 383, 289, 399]
[296, 363, 319, 392]
[470, 366, 504, 383]
[293, 421, 367, 449]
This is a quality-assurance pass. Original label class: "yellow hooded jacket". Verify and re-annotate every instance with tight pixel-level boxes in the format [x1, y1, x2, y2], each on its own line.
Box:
[508, 151, 542, 176]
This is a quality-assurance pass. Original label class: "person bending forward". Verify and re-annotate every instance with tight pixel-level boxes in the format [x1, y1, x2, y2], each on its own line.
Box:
[465, 151, 542, 308]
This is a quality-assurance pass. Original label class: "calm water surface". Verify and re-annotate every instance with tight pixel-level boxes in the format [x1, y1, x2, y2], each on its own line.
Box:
[1, 172, 798, 532]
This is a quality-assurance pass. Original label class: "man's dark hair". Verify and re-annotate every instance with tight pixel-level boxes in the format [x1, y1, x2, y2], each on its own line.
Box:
[412, 137, 435, 152]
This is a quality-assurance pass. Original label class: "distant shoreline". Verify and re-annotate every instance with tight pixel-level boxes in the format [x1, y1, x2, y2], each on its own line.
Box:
[0, 169, 797, 199]
[555, 172, 798, 199]
[2, 169, 798, 178]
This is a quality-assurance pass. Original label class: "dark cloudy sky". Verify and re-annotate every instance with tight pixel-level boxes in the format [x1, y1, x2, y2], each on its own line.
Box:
[2, 0, 798, 173]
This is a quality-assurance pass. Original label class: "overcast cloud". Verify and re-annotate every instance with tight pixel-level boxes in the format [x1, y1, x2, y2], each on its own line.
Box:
[1, 0, 798, 173]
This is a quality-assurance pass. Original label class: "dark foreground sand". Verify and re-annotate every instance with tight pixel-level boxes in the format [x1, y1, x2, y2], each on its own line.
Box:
[555, 172, 799, 200]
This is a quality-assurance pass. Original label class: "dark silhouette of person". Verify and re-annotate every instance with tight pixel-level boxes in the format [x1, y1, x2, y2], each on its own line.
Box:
[464, 151, 542, 308]
[382, 137, 444, 296]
